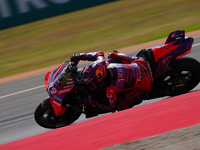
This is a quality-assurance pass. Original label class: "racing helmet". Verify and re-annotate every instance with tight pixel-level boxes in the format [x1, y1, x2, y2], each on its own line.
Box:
[82, 60, 107, 91]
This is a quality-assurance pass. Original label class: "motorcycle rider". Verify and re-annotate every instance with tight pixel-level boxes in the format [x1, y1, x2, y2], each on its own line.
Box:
[70, 51, 153, 118]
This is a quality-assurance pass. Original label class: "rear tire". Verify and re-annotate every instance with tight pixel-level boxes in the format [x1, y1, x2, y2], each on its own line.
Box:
[149, 57, 200, 98]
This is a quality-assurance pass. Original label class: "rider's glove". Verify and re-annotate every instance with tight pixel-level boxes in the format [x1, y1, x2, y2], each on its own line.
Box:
[109, 99, 117, 113]
[67, 64, 77, 72]
[84, 95, 98, 107]
[70, 54, 80, 66]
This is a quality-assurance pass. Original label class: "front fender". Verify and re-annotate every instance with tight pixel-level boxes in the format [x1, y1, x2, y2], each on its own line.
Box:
[40, 96, 52, 109]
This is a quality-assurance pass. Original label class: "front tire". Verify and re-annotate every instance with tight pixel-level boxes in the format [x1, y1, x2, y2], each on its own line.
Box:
[34, 104, 82, 129]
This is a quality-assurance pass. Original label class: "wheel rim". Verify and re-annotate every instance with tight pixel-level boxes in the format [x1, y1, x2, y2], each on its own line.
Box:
[164, 71, 192, 89]
[40, 106, 82, 128]
[157, 70, 196, 96]
[42, 109, 65, 128]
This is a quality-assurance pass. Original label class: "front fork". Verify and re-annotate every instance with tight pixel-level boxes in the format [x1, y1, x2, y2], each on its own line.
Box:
[40, 96, 66, 116]
[40, 96, 52, 109]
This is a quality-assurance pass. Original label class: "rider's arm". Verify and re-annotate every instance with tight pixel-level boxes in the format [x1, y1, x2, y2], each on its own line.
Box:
[70, 51, 104, 65]
[106, 86, 119, 112]
[108, 51, 139, 64]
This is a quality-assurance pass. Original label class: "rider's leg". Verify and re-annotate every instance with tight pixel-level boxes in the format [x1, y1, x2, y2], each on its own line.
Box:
[117, 58, 153, 111]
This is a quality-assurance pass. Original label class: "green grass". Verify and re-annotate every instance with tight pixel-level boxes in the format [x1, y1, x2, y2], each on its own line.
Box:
[0, 0, 200, 78]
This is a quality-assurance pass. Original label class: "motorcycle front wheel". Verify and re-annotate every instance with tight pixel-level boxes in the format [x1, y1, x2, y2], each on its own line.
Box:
[149, 57, 200, 98]
[34, 104, 82, 129]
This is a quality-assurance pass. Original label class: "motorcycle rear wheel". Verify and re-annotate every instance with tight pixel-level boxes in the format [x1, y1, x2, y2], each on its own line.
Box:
[34, 104, 82, 129]
[149, 57, 200, 98]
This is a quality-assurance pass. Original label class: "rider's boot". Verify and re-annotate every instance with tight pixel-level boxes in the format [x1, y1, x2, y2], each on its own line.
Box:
[84, 95, 98, 118]
[84, 95, 111, 118]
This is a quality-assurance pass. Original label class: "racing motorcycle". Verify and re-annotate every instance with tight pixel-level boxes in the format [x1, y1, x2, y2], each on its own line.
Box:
[34, 30, 200, 128]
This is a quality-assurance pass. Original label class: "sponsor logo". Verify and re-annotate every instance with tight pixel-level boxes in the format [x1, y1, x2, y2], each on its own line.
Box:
[53, 100, 61, 107]
[117, 68, 124, 82]
[67, 81, 74, 85]
[58, 87, 73, 95]
[63, 84, 75, 89]
[162, 55, 172, 64]
[118, 55, 131, 62]
[126, 90, 142, 102]
[0, 0, 71, 18]
[171, 33, 176, 38]
[96, 64, 104, 77]
[53, 95, 62, 102]
[125, 65, 130, 83]
[140, 64, 150, 81]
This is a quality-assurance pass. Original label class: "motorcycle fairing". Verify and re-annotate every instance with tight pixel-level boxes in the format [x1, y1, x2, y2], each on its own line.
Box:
[44, 63, 68, 90]
[165, 30, 185, 44]
[44, 72, 51, 90]
[152, 30, 194, 75]
[50, 97, 66, 116]
[52, 63, 66, 79]
[40, 96, 52, 109]
[152, 42, 180, 62]
[44, 62, 75, 116]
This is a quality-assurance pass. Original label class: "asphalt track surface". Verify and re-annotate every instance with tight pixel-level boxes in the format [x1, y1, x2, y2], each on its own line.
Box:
[0, 36, 200, 145]
[2, 89, 200, 150]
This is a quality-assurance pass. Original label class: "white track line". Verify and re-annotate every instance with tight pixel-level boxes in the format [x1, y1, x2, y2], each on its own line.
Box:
[0, 85, 45, 99]
[0, 42, 200, 100]
[193, 43, 200, 47]
[0, 115, 33, 126]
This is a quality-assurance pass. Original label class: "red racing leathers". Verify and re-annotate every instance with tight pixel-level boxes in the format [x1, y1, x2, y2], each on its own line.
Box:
[70, 51, 153, 115]
[106, 51, 153, 111]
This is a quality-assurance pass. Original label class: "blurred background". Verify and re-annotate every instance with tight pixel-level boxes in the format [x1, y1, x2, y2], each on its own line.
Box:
[0, 0, 200, 145]
[0, 0, 200, 78]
